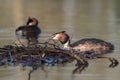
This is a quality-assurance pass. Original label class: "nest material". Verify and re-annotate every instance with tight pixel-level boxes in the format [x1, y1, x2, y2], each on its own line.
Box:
[0, 40, 119, 80]
[0, 41, 88, 67]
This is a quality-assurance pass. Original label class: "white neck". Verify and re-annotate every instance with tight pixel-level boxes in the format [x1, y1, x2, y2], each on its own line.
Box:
[63, 40, 72, 50]
[28, 23, 33, 26]
[63, 40, 81, 52]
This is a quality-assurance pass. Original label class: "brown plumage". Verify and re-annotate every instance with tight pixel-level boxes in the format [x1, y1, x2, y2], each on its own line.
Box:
[49, 31, 114, 54]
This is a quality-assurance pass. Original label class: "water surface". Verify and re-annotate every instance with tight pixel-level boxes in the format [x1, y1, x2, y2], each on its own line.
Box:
[0, 0, 120, 80]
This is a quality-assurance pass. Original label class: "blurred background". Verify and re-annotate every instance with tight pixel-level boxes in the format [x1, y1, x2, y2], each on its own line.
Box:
[0, 0, 120, 80]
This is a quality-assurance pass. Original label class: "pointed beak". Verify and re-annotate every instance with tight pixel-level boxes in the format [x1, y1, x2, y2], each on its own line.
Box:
[47, 34, 55, 40]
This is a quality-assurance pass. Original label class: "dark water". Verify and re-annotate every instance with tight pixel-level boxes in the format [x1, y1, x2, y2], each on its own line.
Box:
[0, 0, 120, 80]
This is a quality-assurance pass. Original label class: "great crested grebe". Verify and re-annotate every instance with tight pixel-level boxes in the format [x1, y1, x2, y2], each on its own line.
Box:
[15, 17, 41, 45]
[49, 31, 114, 55]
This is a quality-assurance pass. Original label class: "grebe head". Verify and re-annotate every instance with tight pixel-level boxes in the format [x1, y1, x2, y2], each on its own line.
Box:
[16, 17, 40, 39]
[26, 17, 38, 26]
[49, 31, 70, 44]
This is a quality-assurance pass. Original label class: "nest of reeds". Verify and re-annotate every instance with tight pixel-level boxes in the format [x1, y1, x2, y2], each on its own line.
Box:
[0, 39, 119, 80]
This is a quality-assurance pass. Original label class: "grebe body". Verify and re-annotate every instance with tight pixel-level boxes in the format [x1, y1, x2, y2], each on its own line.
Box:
[15, 17, 41, 45]
[50, 31, 114, 54]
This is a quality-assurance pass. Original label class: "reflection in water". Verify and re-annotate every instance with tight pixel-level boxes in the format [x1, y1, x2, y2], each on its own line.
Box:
[72, 64, 88, 74]
[0, 0, 120, 80]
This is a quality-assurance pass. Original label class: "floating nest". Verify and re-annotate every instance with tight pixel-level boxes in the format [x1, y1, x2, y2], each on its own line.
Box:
[0, 39, 119, 80]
